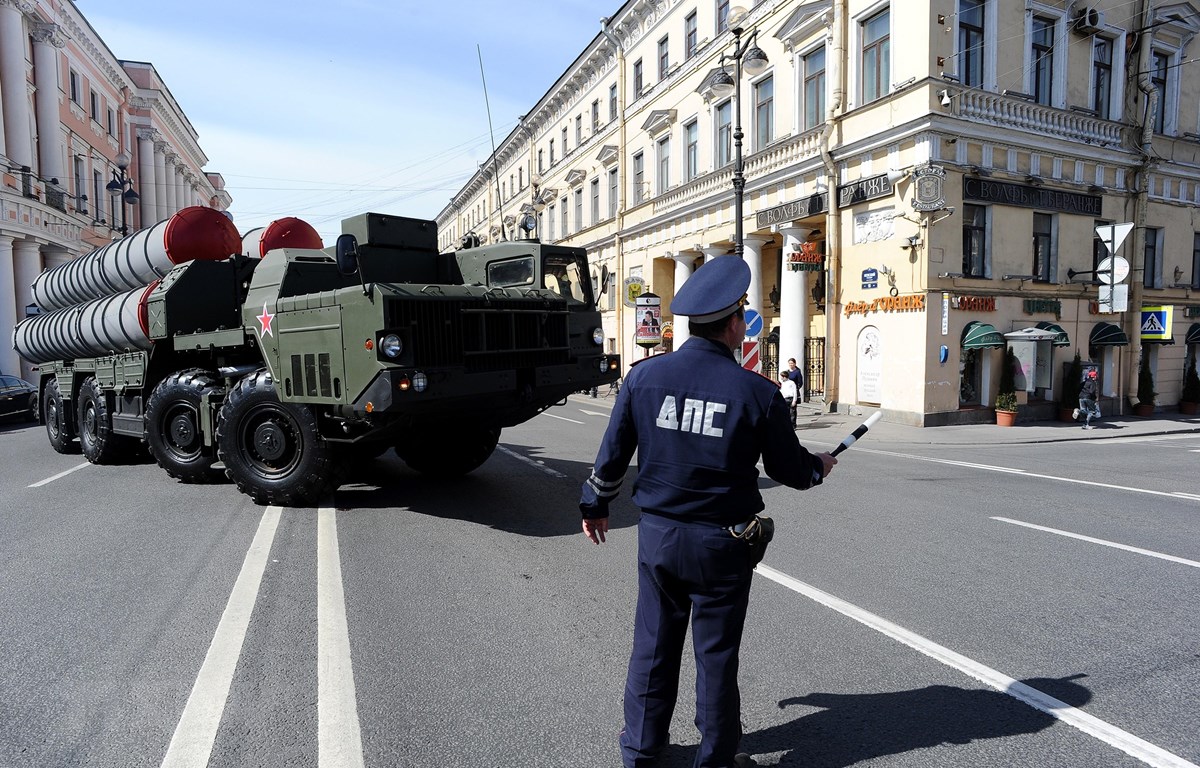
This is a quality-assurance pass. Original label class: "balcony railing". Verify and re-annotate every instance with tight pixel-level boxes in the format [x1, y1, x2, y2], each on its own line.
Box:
[955, 90, 1125, 148]
[4, 166, 69, 213]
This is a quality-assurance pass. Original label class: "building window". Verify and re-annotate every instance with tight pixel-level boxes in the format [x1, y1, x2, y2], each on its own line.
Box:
[803, 47, 826, 131]
[610, 83, 618, 121]
[684, 120, 699, 181]
[538, 149, 544, 173]
[69, 70, 81, 104]
[561, 196, 569, 236]
[562, 127, 568, 155]
[685, 12, 698, 58]
[633, 152, 645, 204]
[656, 136, 670, 195]
[1031, 16, 1055, 106]
[717, 0, 730, 34]
[659, 36, 670, 80]
[608, 167, 619, 217]
[93, 169, 105, 223]
[548, 204, 556, 241]
[861, 10, 890, 103]
[575, 116, 583, 145]
[1151, 51, 1170, 134]
[1092, 38, 1113, 120]
[1144, 226, 1162, 288]
[754, 76, 774, 150]
[106, 108, 116, 136]
[591, 99, 600, 131]
[962, 204, 987, 277]
[73, 155, 86, 213]
[519, 167, 524, 189]
[716, 100, 732, 167]
[1093, 219, 1112, 275]
[549, 139, 556, 165]
[574, 189, 583, 232]
[90, 91, 100, 122]
[1191, 232, 1200, 288]
[590, 178, 600, 223]
[634, 59, 644, 99]
[958, 0, 985, 88]
[1032, 212, 1054, 282]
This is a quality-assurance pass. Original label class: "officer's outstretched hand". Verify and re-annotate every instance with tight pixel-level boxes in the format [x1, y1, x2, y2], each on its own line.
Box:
[582, 517, 609, 545]
[816, 451, 838, 478]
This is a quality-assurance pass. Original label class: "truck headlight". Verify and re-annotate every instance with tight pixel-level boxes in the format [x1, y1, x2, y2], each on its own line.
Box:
[591, 327, 604, 346]
[381, 333, 402, 358]
[598, 357, 608, 373]
[412, 371, 428, 392]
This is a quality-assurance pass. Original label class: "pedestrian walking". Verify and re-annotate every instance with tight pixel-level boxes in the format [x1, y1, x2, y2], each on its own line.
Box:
[786, 357, 804, 397]
[1076, 368, 1101, 429]
[579, 256, 837, 768]
[779, 372, 797, 426]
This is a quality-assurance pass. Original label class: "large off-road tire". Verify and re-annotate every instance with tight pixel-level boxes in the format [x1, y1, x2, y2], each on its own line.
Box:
[145, 369, 225, 483]
[216, 369, 343, 506]
[396, 425, 500, 478]
[77, 376, 139, 464]
[43, 376, 77, 454]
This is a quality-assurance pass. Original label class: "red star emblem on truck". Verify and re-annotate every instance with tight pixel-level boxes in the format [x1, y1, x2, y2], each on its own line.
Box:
[257, 303, 274, 337]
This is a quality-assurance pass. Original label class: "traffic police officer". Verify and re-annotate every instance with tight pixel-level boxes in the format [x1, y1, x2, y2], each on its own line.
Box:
[580, 256, 837, 768]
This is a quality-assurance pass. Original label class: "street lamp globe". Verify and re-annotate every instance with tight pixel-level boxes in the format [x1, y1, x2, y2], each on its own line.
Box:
[742, 44, 769, 75]
[708, 68, 735, 97]
[727, 5, 750, 31]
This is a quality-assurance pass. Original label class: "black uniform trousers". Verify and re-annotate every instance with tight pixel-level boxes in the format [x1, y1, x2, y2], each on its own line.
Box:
[621, 513, 755, 768]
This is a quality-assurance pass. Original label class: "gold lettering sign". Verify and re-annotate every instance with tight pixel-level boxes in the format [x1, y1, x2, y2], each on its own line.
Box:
[953, 295, 996, 312]
[844, 294, 928, 318]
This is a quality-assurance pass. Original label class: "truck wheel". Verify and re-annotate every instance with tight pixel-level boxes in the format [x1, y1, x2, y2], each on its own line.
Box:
[396, 425, 500, 478]
[77, 376, 138, 464]
[146, 369, 225, 483]
[217, 370, 343, 506]
[44, 377, 78, 454]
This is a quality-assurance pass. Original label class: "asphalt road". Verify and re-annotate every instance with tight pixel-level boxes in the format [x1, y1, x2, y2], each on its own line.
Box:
[1, 400, 1197, 768]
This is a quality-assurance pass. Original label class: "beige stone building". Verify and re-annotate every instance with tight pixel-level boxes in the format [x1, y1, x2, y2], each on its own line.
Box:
[1, 0, 229, 380]
[438, 0, 1200, 426]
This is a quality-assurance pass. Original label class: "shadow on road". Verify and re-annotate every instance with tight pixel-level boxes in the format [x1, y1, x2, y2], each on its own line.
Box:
[654, 675, 1092, 767]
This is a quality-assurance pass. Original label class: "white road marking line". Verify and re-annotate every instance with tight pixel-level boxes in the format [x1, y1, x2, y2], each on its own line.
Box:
[161, 506, 282, 768]
[755, 564, 1198, 768]
[318, 507, 365, 768]
[578, 409, 609, 417]
[857, 447, 1200, 501]
[544, 412, 584, 424]
[992, 517, 1200, 569]
[27, 462, 90, 487]
[496, 445, 567, 478]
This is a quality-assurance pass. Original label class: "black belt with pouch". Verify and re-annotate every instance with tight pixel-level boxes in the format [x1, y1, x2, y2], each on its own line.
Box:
[728, 515, 775, 565]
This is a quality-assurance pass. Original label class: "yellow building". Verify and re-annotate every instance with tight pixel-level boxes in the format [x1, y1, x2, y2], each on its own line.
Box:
[438, 0, 1200, 426]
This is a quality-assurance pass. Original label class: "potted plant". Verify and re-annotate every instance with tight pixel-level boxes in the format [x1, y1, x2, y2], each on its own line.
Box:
[1059, 352, 1083, 422]
[995, 347, 1019, 426]
[1180, 358, 1200, 415]
[1134, 353, 1156, 417]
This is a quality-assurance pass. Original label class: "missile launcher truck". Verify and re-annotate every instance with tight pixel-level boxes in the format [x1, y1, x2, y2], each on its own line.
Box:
[14, 209, 620, 506]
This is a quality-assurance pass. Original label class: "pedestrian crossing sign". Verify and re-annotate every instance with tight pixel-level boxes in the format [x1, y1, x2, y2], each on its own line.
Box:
[1140, 306, 1172, 341]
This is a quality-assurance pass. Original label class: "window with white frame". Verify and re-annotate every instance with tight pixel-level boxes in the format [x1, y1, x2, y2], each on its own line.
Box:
[73, 156, 86, 212]
[590, 178, 600, 223]
[634, 59, 644, 98]
[547, 204, 556, 241]
[684, 120, 699, 181]
[716, 100, 732, 167]
[550, 139, 556, 165]
[1151, 50, 1172, 134]
[658, 36, 670, 80]
[803, 46, 825, 131]
[591, 99, 600, 131]
[962, 204, 988, 277]
[561, 196, 569, 236]
[562, 126, 568, 155]
[90, 91, 100, 122]
[656, 136, 670, 195]
[753, 76, 774, 150]
[685, 12, 698, 58]
[633, 152, 645, 203]
[576, 115, 583, 145]
[717, 0, 730, 34]
[106, 108, 116, 136]
[1092, 38, 1113, 119]
[1143, 226, 1163, 288]
[610, 83, 618, 121]
[608, 167, 619, 217]
[861, 9, 890, 104]
[574, 189, 583, 233]
[69, 70, 80, 104]
[93, 169, 104, 223]
[958, 0, 985, 87]
[1031, 212, 1054, 282]
[1030, 15, 1055, 106]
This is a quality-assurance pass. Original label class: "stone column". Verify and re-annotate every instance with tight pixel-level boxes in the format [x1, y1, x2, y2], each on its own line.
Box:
[163, 154, 178, 216]
[0, 235, 18, 376]
[137, 129, 158, 225]
[0, 0, 34, 168]
[741, 234, 772, 332]
[153, 141, 169, 222]
[670, 250, 699, 350]
[700, 245, 729, 262]
[12, 238, 42, 379]
[31, 23, 65, 185]
[776, 224, 812, 399]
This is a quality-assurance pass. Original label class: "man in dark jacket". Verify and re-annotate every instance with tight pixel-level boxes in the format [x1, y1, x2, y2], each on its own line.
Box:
[1077, 368, 1101, 429]
[579, 256, 837, 768]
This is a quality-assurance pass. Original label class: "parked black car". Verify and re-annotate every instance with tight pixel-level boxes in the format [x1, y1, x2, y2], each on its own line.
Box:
[0, 374, 38, 422]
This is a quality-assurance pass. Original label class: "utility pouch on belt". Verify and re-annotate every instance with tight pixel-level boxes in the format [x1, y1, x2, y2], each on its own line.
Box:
[729, 515, 775, 566]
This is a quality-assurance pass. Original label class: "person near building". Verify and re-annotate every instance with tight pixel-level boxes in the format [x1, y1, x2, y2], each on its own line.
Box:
[1076, 368, 1101, 429]
[786, 357, 804, 397]
[578, 256, 837, 768]
[779, 372, 797, 426]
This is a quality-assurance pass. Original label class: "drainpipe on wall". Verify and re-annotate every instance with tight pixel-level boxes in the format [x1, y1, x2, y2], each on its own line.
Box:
[819, 1, 845, 411]
[601, 17, 628, 365]
[1127, 0, 1156, 412]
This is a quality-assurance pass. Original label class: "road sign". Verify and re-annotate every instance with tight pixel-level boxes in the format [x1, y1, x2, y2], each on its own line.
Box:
[1140, 306, 1172, 341]
[1095, 256, 1130, 285]
[1098, 284, 1128, 313]
[744, 308, 763, 337]
[741, 340, 761, 372]
[1096, 222, 1133, 255]
[862, 268, 879, 289]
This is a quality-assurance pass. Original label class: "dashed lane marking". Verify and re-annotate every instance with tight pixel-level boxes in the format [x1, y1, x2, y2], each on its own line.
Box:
[756, 564, 1198, 768]
[993, 517, 1200, 568]
[543, 412, 584, 424]
[27, 462, 90, 487]
[318, 507, 365, 768]
[496, 445, 567, 478]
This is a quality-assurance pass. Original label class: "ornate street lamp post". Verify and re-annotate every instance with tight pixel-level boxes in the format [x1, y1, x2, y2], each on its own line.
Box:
[105, 151, 140, 236]
[707, 6, 769, 257]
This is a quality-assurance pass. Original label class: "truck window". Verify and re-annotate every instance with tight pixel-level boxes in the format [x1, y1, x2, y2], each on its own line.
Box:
[542, 253, 590, 304]
[487, 257, 535, 287]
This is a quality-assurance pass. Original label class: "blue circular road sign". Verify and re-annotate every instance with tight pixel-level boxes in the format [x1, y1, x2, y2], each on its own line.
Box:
[744, 308, 763, 337]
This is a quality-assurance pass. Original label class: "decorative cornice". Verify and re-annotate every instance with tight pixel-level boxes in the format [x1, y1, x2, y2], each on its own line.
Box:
[31, 22, 66, 48]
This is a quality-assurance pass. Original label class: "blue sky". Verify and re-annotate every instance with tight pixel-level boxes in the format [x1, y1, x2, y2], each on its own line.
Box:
[82, 1, 607, 244]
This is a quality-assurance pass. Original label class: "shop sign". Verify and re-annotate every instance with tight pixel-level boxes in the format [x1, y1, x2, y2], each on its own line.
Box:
[844, 294, 927, 317]
[952, 295, 996, 312]
[963, 177, 1102, 216]
[837, 174, 894, 208]
[756, 193, 827, 228]
[786, 241, 824, 272]
[911, 164, 947, 212]
[1023, 298, 1062, 319]
[623, 276, 646, 308]
[1186, 305, 1200, 318]
[635, 292, 662, 348]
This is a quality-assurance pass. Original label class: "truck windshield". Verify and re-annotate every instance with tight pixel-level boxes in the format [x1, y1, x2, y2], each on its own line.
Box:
[487, 257, 535, 287]
[541, 252, 591, 304]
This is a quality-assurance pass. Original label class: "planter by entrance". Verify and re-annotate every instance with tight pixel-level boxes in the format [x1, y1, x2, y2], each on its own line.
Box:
[1133, 404, 1155, 417]
[1180, 401, 1198, 416]
[996, 409, 1017, 427]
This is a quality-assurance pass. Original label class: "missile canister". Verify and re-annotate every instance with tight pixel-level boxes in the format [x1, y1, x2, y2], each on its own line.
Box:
[13, 282, 156, 364]
[31, 206, 241, 311]
[240, 216, 323, 258]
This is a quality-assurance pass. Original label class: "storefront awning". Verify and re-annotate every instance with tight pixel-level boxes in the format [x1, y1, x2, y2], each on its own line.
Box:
[1004, 327, 1060, 342]
[1034, 321, 1070, 346]
[961, 321, 1005, 349]
[1089, 321, 1130, 347]
[1185, 323, 1200, 346]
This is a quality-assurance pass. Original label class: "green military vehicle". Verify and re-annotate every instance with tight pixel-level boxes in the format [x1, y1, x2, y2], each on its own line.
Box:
[21, 212, 619, 505]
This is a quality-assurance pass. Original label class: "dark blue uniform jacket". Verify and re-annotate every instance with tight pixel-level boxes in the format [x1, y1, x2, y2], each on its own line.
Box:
[580, 336, 824, 526]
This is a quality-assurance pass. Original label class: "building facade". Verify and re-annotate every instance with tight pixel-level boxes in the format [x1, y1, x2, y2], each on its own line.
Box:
[438, 0, 1200, 426]
[1, 0, 229, 379]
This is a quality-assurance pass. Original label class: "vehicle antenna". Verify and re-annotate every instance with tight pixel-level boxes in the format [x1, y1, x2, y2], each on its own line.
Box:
[478, 44, 508, 241]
